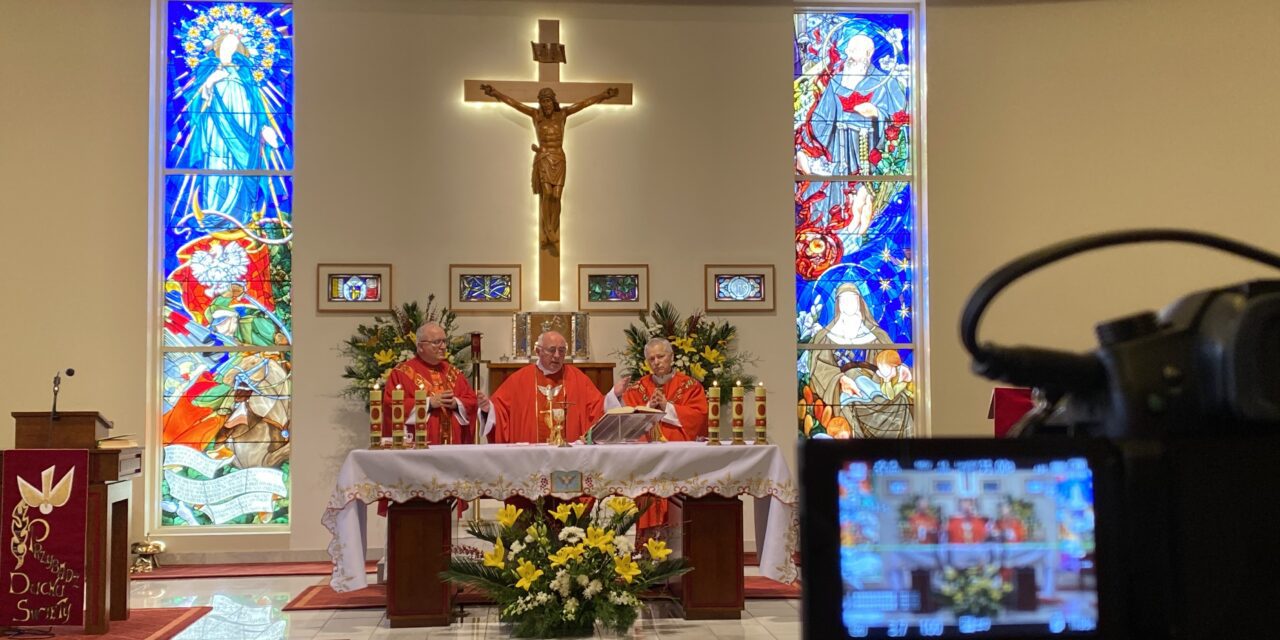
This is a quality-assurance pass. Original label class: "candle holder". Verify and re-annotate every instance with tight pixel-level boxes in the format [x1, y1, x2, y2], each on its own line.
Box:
[731, 381, 746, 445]
[753, 382, 769, 445]
[706, 382, 721, 445]
[414, 385, 429, 450]
[391, 385, 405, 449]
[369, 384, 383, 449]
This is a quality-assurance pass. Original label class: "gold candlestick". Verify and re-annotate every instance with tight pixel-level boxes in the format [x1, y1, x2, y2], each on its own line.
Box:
[414, 385, 429, 449]
[391, 385, 405, 449]
[753, 382, 769, 445]
[706, 381, 721, 445]
[731, 381, 746, 445]
[369, 383, 383, 449]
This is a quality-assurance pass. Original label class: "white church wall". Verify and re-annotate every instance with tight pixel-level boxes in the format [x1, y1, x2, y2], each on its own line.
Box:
[3, 0, 1279, 556]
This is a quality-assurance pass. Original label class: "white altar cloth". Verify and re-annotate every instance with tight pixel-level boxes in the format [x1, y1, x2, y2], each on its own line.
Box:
[323, 442, 798, 591]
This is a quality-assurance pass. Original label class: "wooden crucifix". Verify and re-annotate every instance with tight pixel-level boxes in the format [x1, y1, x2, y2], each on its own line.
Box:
[465, 19, 633, 302]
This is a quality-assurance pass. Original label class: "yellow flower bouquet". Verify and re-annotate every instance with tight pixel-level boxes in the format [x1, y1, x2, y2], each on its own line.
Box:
[442, 497, 691, 637]
[337, 294, 472, 400]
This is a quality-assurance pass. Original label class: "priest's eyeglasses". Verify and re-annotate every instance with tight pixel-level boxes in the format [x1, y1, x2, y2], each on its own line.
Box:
[419, 338, 448, 346]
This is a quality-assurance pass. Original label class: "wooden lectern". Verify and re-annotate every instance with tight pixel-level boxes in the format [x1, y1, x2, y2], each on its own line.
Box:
[10, 412, 141, 635]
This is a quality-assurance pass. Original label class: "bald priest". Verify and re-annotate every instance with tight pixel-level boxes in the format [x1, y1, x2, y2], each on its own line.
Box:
[478, 331, 604, 443]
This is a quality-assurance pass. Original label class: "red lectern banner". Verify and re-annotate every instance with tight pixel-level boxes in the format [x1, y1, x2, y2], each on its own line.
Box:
[1, 449, 88, 626]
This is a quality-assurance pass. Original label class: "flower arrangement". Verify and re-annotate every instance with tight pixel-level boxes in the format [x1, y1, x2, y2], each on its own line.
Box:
[619, 301, 755, 390]
[443, 497, 691, 638]
[338, 295, 472, 400]
[939, 565, 1011, 618]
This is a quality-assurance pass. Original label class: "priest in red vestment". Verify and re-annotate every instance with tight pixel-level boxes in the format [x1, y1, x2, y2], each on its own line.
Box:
[478, 331, 604, 444]
[945, 498, 990, 544]
[381, 322, 477, 444]
[604, 337, 709, 537]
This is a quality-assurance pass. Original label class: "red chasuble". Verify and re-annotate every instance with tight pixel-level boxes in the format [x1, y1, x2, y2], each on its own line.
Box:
[621, 372, 709, 442]
[490, 364, 603, 444]
[620, 372, 709, 532]
[381, 357, 478, 444]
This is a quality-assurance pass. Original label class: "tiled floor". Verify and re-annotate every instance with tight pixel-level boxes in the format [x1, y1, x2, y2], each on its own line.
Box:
[129, 574, 802, 639]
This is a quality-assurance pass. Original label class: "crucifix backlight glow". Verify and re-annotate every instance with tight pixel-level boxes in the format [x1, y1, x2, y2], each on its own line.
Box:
[465, 19, 633, 302]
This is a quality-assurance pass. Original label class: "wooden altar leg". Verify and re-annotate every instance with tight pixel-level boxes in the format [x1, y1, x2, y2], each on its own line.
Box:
[386, 498, 452, 628]
[669, 493, 744, 619]
[108, 480, 132, 621]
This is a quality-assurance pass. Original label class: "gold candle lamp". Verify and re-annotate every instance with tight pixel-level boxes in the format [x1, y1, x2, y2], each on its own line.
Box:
[414, 384, 429, 449]
[369, 383, 383, 449]
[731, 381, 746, 445]
[706, 381, 722, 445]
[753, 381, 769, 445]
[391, 385, 405, 449]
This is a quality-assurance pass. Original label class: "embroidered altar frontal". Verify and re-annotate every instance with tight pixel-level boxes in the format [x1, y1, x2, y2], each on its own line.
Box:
[323, 442, 799, 591]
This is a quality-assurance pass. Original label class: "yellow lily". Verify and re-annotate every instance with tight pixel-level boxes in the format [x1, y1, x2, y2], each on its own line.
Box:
[570, 502, 588, 518]
[515, 559, 544, 590]
[584, 526, 616, 552]
[496, 504, 523, 528]
[613, 556, 642, 583]
[673, 336, 696, 354]
[644, 538, 672, 561]
[483, 537, 506, 568]
[700, 346, 724, 363]
[551, 503, 574, 523]
[688, 362, 708, 382]
[526, 524, 543, 541]
[373, 349, 398, 365]
[548, 545, 584, 567]
[605, 496, 637, 516]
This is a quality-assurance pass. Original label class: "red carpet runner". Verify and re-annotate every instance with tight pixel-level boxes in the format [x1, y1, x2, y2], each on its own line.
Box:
[283, 577, 799, 611]
[34, 607, 211, 639]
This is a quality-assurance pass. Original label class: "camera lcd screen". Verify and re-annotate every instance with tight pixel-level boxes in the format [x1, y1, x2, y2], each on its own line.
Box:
[802, 440, 1115, 639]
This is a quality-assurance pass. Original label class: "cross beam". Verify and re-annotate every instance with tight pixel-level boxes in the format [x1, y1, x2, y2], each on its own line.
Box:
[465, 19, 633, 302]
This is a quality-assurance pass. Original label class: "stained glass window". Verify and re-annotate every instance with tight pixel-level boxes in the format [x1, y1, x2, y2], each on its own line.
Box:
[586, 274, 640, 302]
[158, 1, 293, 528]
[715, 275, 766, 302]
[460, 275, 514, 302]
[795, 9, 921, 439]
[327, 274, 384, 303]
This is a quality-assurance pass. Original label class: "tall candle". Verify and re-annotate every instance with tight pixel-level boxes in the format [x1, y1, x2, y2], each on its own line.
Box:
[369, 383, 382, 449]
[731, 381, 746, 445]
[706, 381, 721, 445]
[414, 384, 429, 449]
[753, 382, 769, 445]
[391, 385, 405, 449]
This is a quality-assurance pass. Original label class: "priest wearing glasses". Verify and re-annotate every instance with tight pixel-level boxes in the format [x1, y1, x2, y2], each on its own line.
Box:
[478, 331, 604, 444]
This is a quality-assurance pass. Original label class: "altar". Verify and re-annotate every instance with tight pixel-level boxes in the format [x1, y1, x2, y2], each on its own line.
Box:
[322, 442, 798, 626]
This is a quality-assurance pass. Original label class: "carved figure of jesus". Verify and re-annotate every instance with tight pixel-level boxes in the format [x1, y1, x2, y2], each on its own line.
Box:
[479, 84, 619, 258]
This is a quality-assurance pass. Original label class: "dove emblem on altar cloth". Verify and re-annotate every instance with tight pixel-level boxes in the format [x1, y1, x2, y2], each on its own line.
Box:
[17, 466, 75, 515]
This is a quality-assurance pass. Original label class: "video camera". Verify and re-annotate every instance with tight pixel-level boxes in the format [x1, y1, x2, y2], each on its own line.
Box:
[801, 230, 1280, 639]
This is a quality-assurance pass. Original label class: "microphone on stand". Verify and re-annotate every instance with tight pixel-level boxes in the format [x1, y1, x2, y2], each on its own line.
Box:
[51, 368, 75, 421]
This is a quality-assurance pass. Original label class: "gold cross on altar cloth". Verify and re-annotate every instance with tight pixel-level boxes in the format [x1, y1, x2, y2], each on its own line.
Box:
[464, 19, 633, 302]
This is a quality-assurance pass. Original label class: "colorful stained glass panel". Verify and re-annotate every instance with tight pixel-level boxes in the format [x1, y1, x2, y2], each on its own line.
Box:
[459, 275, 513, 302]
[797, 183, 914, 344]
[160, 349, 290, 526]
[326, 274, 383, 303]
[794, 12, 912, 177]
[797, 348, 915, 438]
[163, 174, 293, 234]
[715, 275, 766, 302]
[165, 2, 295, 170]
[586, 274, 640, 302]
